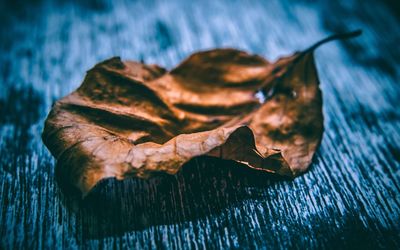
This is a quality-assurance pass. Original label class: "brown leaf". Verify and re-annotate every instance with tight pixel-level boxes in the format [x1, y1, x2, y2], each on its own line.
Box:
[42, 31, 361, 196]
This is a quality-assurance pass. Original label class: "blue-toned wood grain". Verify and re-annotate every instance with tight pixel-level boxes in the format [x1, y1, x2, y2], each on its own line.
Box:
[0, 0, 399, 249]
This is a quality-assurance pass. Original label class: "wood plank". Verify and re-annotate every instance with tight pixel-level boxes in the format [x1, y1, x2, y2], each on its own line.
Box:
[0, 0, 399, 249]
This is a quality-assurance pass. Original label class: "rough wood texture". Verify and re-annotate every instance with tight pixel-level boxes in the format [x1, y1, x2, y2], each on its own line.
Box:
[0, 0, 399, 249]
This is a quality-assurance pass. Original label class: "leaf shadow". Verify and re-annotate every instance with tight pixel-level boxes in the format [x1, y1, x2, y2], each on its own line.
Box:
[61, 156, 290, 239]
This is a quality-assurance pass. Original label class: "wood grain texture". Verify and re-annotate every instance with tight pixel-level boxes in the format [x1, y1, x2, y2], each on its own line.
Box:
[0, 0, 399, 249]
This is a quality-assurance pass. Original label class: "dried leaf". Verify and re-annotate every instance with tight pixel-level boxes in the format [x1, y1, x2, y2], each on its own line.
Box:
[42, 30, 361, 196]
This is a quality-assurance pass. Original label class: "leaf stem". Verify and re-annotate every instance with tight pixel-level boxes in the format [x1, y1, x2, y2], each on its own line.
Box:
[303, 29, 362, 54]
[260, 29, 362, 100]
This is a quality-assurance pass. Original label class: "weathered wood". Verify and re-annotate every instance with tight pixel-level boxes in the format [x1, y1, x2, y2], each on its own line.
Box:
[0, 0, 399, 249]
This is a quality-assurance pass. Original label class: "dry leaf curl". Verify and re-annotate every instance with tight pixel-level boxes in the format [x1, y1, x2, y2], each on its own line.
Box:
[42, 31, 361, 196]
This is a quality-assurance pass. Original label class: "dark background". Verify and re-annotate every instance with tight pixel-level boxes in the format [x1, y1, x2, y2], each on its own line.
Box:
[0, 0, 399, 249]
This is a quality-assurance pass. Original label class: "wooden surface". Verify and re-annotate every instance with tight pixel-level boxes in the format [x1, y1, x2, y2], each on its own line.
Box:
[1, 0, 399, 249]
